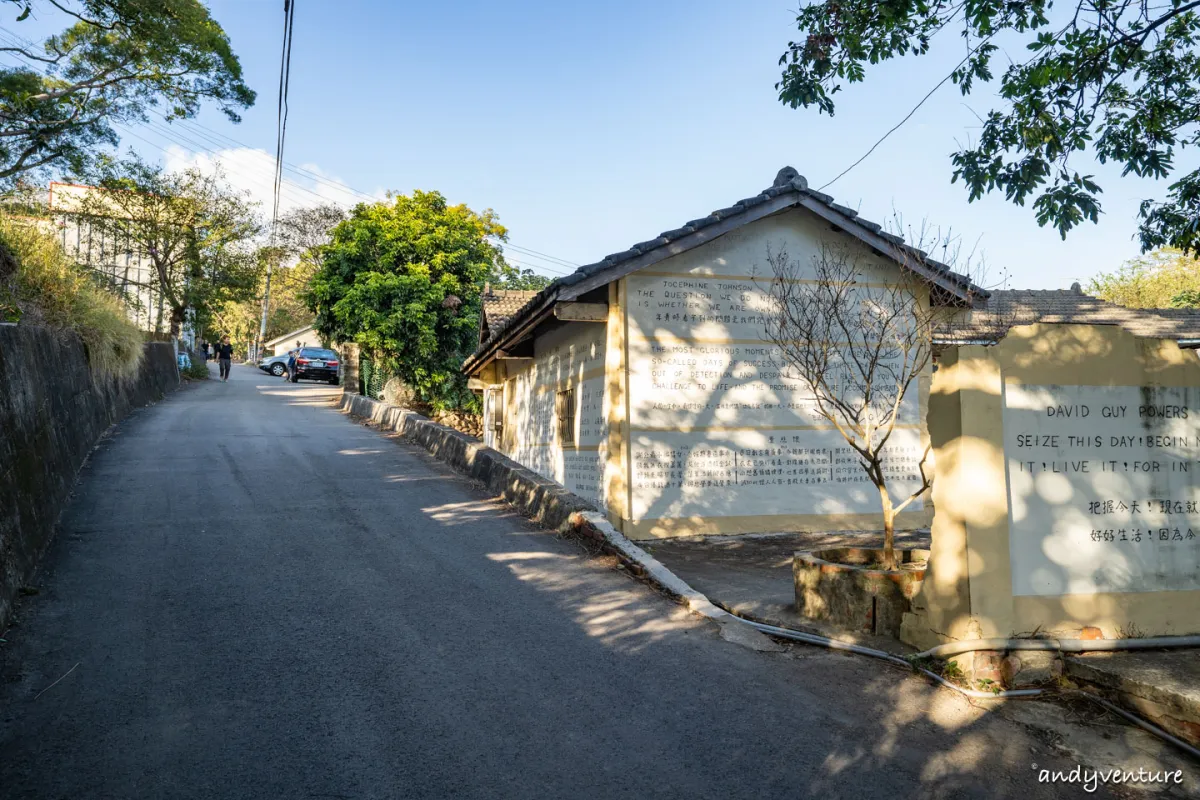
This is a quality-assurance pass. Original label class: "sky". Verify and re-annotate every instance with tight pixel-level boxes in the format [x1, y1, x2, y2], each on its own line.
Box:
[9, 0, 1187, 288]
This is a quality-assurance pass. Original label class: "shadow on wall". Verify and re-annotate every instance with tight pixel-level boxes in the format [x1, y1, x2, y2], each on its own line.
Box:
[618, 216, 931, 536]
[911, 322, 1200, 649]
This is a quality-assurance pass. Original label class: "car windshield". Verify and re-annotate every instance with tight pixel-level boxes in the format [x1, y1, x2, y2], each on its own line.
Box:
[302, 348, 337, 359]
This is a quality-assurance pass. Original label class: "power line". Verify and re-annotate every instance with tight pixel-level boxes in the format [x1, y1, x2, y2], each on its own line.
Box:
[503, 255, 569, 277]
[818, 32, 997, 192]
[258, 0, 297, 360]
[0, 24, 581, 278]
[112, 120, 329, 209]
[503, 242, 580, 269]
[172, 117, 377, 202]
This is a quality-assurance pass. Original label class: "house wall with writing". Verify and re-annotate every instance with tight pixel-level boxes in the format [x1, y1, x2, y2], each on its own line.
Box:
[500, 322, 609, 508]
[902, 322, 1200, 649]
[620, 208, 932, 539]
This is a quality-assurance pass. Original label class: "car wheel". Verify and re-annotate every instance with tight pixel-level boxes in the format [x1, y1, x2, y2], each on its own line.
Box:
[271, 363, 286, 376]
[328, 376, 339, 385]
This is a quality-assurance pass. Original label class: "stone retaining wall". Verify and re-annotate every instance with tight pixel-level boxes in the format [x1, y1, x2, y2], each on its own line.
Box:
[340, 392, 595, 531]
[0, 324, 179, 627]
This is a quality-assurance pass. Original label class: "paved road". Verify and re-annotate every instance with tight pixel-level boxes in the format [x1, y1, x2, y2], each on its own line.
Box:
[0, 362, 1092, 799]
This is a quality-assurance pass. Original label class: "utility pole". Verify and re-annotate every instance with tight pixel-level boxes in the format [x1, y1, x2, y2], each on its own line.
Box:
[256, 257, 273, 362]
[258, 0, 296, 362]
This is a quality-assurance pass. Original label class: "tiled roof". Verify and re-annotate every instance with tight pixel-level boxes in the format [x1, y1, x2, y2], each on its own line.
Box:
[465, 166, 987, 372]
[482, 289, 539, 332]
[936, 288, 1200, 342]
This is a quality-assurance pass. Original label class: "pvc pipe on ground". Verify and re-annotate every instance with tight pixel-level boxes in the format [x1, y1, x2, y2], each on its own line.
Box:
[736, 617, 1200, 760]
[739, 618, 1043, 699]
[913, 635, 1200, 661]
[1069, 692, 1200, 762]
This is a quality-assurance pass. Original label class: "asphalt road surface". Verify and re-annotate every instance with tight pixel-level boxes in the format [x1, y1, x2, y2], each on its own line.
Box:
[0, 362, 1097, 799]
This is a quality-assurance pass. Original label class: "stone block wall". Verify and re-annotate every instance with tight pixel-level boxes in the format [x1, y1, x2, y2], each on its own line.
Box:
[340, 392, 594, 531]
[0, 324, 179, 627]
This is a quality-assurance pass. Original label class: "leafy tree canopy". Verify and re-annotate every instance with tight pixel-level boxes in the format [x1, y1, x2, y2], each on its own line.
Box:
[777, 1, 1200, 252]
[0, 0, 254, 184]
[306, 190, 506, 410]
[66, 154, 262, 337]
[1086, 247, 1200, 307]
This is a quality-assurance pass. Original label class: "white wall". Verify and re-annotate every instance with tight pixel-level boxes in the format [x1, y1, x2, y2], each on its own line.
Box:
[501, 322, 610, 508]
[270, 329, 323, 356]
[623, 209, 928, 530]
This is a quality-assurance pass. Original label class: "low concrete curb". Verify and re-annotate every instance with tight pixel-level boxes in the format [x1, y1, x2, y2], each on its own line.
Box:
[1066, 652, 1200, 747]
[340, 393, 594, 532]
[340, 392, 780, 651]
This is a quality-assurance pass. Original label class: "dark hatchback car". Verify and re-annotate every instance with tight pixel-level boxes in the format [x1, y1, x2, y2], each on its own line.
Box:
[289, 347, 340, 384]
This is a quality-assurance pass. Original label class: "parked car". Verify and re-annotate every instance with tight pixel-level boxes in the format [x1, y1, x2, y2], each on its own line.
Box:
[289, 347, 340, 384]
[258, 353, 291, 377]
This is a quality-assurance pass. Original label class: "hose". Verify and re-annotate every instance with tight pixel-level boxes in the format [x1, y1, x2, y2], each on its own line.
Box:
[739, 618, 1043, 699]
[913, 635, 1200, 661]
[1068, 691, 1200, 762]
[731, 617, 1200, 760]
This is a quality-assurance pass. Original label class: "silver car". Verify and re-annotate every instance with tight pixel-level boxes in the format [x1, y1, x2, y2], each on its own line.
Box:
[258, 353, 291, 377]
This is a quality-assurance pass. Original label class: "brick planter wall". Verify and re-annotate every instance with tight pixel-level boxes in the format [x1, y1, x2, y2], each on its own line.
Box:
[794, 547, 929, 637]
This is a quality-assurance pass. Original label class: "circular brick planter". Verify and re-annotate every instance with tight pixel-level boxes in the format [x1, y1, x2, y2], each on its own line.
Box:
[793, 547, 929, 638]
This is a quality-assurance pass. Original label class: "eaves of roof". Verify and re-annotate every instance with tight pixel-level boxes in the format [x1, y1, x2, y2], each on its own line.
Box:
[463, 167, 988, 376]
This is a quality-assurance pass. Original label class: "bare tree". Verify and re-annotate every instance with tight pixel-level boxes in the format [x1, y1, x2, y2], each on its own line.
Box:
[275, 203, 345, 270]
[761, 242, 946, 570]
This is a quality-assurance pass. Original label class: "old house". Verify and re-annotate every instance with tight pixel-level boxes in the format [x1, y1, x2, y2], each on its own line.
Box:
[464, 167, 985, 540]
[264, 323, 327, 357]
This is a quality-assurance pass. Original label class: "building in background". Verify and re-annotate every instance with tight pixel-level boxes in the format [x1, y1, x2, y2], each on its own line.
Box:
[39, 182, 196, 350]
[263, 323, 324, 356]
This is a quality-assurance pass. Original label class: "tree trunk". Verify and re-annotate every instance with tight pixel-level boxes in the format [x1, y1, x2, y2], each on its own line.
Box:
[876, 481, 898, 571]
[169, 304, 185, 339]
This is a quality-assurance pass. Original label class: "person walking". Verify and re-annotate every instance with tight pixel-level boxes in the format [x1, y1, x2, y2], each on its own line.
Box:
[216, 336, 234, 382]
[286, 347, 299, 382]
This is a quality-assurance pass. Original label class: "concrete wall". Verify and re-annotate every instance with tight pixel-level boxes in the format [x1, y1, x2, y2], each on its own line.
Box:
[494, 322, 609, 508]
[0, 324, 179, 627]
[620, 208, 931, 538]
[903, 323, 1200, 649]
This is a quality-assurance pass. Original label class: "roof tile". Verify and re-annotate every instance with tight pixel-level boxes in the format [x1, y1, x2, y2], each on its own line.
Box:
[466, 166, 988, 370]
[936, 289, 1200, 342]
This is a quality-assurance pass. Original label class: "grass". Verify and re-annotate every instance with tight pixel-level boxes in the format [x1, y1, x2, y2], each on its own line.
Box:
[0, 214, 143, 381]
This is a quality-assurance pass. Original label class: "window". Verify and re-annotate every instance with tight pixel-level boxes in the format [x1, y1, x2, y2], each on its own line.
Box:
[489, 390, 503, 433]
[556, 388, 576, 447]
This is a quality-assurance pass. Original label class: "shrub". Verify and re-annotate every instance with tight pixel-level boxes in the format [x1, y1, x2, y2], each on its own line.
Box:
[0, 215, 144, 380]
[183, 359, 209, 380]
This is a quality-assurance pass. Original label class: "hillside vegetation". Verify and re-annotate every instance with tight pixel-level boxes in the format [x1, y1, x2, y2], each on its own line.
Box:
[0, 215, 143, 380]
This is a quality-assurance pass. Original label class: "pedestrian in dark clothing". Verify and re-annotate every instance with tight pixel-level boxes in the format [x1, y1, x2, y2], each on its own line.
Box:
[217, 336, 233, 381]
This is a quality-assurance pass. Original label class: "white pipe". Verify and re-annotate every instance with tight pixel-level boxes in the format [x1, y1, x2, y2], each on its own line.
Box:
[736, 617, 1200, 759]
[740, 619, 1042, 699]
[914, 635, 1200, 661]
[735, 617, 1200, 759]
[1070, 691, 1200, 762]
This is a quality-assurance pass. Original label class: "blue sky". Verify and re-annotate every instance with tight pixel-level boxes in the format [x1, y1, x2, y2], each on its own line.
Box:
[14, 0, 1184, 288]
